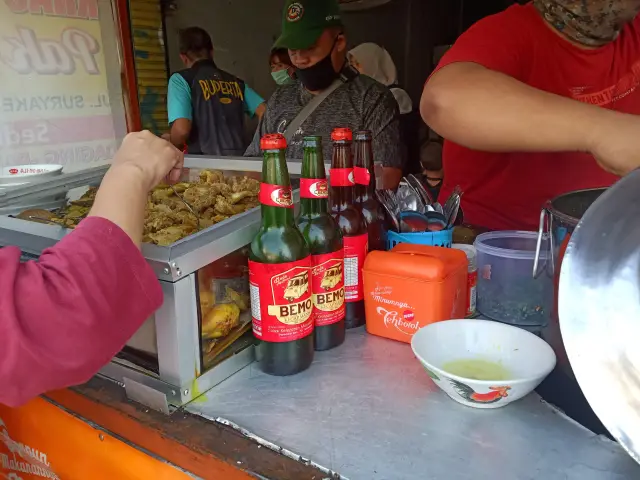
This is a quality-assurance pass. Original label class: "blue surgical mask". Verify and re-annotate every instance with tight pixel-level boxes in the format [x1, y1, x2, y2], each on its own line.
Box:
[271, 69, 294, 86]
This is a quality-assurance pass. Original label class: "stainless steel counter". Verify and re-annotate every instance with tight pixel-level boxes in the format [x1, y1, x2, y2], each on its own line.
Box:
[187, 329, 640, 480]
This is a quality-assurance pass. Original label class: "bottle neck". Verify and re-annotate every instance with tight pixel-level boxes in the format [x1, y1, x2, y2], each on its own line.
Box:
[301, 197, 328, 215]
[262, 150, 295, 227]
[300, 147, 328, 216]
[331, 143, 354, 209]
[354, 139, 376, 197]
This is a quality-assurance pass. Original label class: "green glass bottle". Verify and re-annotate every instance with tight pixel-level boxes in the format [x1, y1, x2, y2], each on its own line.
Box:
[249, 134, 314, 376]
[296, 136, 346, 351]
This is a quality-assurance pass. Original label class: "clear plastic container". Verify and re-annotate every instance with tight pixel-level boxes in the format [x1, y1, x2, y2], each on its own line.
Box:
[474, 231, 551, 327]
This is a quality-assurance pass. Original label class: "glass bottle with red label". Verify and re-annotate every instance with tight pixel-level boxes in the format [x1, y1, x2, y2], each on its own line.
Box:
[249, 133, 314, 376]
[353, 130, 385, 251]
[330, 127, 368, 329]
[296, 136, 346, 351]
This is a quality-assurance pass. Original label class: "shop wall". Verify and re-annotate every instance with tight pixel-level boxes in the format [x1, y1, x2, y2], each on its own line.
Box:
[130, 0, 170, 134]
[163, 0, 460, 109]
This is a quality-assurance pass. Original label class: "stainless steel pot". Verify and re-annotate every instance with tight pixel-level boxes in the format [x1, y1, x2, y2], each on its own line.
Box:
[533, 188, 607, 377]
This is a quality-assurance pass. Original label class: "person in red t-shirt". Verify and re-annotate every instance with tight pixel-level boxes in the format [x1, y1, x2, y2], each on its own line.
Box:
[421, 0, 640, 231]
[0, 131, 183, 407]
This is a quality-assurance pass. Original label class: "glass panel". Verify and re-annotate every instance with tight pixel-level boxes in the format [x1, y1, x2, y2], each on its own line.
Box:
[0, 0, 128, 173]
[197, 246, 252, 372]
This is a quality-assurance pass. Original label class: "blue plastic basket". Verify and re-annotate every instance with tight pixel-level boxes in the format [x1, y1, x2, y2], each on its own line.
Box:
[385, 228, 453, 250]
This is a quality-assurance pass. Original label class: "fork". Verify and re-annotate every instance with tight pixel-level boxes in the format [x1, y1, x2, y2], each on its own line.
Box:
[170, 184, 201, 229]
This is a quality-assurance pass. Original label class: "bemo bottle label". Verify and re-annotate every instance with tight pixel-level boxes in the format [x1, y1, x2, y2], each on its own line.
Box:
[249, 257, 314, 342]
[311, 251, 345, 327]
[343, 233, 368, 302]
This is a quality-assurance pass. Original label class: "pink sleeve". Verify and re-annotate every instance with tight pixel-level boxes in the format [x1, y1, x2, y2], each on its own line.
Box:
[0, 217, 163, 407]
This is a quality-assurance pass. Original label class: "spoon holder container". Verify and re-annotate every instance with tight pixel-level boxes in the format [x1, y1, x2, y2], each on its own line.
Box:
[385, 228, 453, 250]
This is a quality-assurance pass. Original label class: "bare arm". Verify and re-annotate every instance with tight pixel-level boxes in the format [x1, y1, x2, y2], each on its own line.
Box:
[255, 102, 267, 120]
[169, 118, 192, 150]
[421, 63, 609, 153]
[421, 62, 640, 175]
[0, 132, 182, 406]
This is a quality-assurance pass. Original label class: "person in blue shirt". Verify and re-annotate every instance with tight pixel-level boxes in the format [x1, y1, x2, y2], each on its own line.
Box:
[166, 27, 265, 155]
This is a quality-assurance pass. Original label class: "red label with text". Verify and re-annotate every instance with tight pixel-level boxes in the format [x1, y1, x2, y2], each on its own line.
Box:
[311, 250, 346, 326]
[259, 183, 293, 208]
[353, 166, 371, 186]
[343, 233, 368, 302]
[330, 168, 355, 187]
[467, 270, 478, 317]
[249, 258, 313, 342]
[300, 178, 329, 199]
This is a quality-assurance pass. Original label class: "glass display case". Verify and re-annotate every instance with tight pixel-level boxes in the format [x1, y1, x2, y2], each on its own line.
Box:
[0, 155, 304, 412]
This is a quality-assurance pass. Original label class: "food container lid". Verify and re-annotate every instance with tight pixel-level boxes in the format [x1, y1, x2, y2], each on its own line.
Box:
[260, 134, 287, 150]
[452, 243, 476, 269]
[331, 128, 353, 142]
[474, 230, 549, 260]
[364, 244, 468, 282]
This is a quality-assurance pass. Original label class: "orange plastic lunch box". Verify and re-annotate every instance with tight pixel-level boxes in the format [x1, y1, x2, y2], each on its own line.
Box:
[362, 244, 468, 343]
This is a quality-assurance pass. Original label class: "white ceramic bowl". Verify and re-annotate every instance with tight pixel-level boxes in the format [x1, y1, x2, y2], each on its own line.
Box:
[0, 164, 63, 185]
[411, 319, 556, 409]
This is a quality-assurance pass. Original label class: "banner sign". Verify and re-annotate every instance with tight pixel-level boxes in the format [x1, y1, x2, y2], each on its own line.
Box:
[0, 0, 122, 170]
[0, 398, 190, 479]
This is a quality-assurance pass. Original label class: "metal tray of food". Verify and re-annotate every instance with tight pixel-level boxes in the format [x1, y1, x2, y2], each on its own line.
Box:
[0, 156, 302, 282]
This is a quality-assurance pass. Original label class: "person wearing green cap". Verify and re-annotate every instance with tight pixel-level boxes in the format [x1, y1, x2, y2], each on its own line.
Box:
[245, 0, 405, 189]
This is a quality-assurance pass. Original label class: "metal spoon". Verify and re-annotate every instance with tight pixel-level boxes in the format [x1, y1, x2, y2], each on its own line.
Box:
[445, 195, 461, 228]
[379, 189, 400, 217]
[401, 177, 427, 213]
[407, 174, 433, 206]
[399, 210, 430, 233]
[376, 190, 401, 232]
[396, 184, 423, 213]
[424, 211, 448, 232]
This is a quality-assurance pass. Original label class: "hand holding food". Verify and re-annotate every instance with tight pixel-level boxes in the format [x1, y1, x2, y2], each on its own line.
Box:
[87, 132, 183, 246]
[111, 130, 184, 189]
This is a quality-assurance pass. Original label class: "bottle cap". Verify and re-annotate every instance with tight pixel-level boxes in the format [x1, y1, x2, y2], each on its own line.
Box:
[260, 133, 287, 150]
[354, 130, 372, 141]
[331, 128, 353, 142]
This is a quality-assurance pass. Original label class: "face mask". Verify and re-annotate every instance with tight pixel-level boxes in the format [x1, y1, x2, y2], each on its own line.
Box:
[271, 69, 294, 86]
[296, 38, 339, 91]
[534, 0, 640, 46]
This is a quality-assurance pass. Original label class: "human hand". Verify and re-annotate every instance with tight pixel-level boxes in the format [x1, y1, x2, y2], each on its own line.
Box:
[112, 130, 184, 190]
[589, 113, 640, 176]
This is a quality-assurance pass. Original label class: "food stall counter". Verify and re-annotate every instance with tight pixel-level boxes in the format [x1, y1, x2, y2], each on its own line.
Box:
[3, 318, 639, 479]
[185, 328, 640, 480]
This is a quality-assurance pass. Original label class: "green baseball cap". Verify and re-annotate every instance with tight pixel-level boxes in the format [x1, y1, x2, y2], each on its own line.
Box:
[274, 0, 343, 51]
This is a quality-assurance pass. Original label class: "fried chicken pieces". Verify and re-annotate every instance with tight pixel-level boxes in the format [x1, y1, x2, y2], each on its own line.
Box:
[21, 170, 260, 247]
[144, 170, 259, 246]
